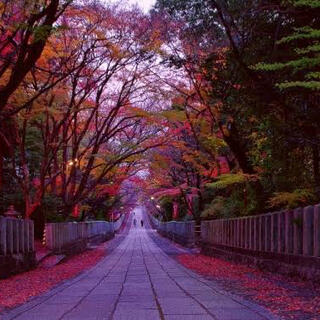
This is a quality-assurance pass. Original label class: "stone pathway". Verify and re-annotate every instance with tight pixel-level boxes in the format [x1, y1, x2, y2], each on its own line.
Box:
[1, 208, 279, 320]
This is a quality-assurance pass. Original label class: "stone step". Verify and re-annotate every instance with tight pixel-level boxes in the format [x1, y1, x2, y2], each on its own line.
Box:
[37, 254, 66, 269]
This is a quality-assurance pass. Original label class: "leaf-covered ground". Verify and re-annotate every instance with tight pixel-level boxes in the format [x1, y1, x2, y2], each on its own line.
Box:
[178, 254, 320, 320]
[0, 245, 106, 313]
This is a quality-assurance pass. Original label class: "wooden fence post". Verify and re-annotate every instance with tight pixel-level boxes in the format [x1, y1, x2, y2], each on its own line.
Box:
[293, 208, 303, 255]
[303, 206, 314, 256]
[271, 212, 278, 252]
[254, 216, 259, 251]
[7, 219, 13, 254]
[314, 204, 320, 257]
[0, 217, 6, 255]
[278, 211, 285, 253]
[265, 214, 271, 252]
[259, 216, 265, 251]
[13, 220, 19, 253]
[285, 210, 294, 254]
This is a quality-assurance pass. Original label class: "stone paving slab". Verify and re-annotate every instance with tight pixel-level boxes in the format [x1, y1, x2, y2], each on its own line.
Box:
[1, 207, 280, 320]
[165, 316, 213, 320]
[112, 309, 160, 320]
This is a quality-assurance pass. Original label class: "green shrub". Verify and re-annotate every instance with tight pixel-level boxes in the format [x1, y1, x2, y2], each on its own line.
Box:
[206, 173, 248, 190]
[42, 194, 65, 222]
[268, 188, 316, 209]
[202, 174, 261, 219]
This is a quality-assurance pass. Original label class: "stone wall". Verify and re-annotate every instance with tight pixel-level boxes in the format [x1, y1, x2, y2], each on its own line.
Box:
[44, 221, 115, 254]
[113, 214, 125, 232]
[44, 215, 126, 254]
[150, 216, 195, 247]
[0, 217, 36, 278]
[149, 215, 160, 230]
[201, 204, 320, 281]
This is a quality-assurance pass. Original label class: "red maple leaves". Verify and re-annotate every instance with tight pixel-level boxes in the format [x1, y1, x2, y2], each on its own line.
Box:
[178, 254, 320, 319]
[0, 245, 106, 312]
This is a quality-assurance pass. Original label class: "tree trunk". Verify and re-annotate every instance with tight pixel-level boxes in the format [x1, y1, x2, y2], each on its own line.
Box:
[222, 123, 255, 174]
[25, 198, 41, 218]
[0, 0, 60, 114]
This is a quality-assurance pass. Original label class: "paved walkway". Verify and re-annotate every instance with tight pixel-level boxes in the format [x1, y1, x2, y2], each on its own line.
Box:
[2, 208, 278, 320]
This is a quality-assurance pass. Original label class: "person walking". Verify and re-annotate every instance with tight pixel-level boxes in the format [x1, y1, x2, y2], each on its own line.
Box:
[140, 219, 144, 227]
[133, 218, 137, 227]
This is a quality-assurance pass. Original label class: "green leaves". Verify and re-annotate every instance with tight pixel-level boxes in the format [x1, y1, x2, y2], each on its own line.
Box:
[277, 80, 320, 90]
[160, 110, 186, 122]
[253, 62, 286, 72]
[254, 5, 320, 91]
[206, 173, 256, 190]
[201, 136, 227, 154]
[268, 189, 316, 209]
[293, 0, 320, 8]
[277, 27, 320, 44]
[295, 44, 320, 55]
[33, 25, 54, 42]
[254, 57, 320, 72]
[306, 71, 320, 79]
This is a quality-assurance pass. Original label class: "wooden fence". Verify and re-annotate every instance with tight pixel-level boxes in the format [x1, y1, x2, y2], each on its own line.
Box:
[201, 204, 320, 257]
[0, 217, 34, 256]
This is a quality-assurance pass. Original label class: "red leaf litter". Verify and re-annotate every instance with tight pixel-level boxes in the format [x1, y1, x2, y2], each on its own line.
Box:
[178, 254, 320, 320]
[0, 245, 106, 313]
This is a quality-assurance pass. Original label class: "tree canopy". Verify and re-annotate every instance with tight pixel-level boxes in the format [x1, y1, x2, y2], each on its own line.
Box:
[1, 0, 320, 228]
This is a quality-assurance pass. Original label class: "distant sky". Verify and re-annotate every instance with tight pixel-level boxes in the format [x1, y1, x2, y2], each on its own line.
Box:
[129, 0, 156, 12]
[108, 0, 156, 13]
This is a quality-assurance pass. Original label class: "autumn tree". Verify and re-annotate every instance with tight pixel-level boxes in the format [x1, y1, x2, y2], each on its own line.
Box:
[0, 0, 72, 191]
[153, 0, 320, 215]
[255, 0, 320, 188]
[0, 0, 72, 114]
[144, 91, 232, 222]
[3, 3, 168, 219]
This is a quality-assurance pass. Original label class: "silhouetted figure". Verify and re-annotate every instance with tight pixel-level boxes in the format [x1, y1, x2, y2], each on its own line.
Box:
[140, 219, 144, 227]
[133, 219, 137, 227]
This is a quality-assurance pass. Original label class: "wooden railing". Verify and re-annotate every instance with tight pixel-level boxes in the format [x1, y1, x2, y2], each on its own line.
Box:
[0, 217, 34, 255]
[201, 204, 320, 257]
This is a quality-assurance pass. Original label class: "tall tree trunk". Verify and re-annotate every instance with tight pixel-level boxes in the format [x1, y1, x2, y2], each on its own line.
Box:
[24, 189, 42, 218]
[221, 122, 255, 174]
